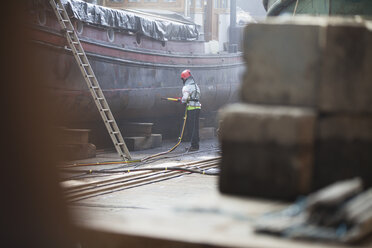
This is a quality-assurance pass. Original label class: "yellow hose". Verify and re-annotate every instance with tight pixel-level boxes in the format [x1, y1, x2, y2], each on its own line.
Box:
[140, 107, 188, 161]
[164, 97, 179, 102]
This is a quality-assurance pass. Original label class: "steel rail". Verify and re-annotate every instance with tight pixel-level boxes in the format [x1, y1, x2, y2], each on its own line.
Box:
[66, 162, 219, 202]
[64, 160, 219, 194]
[59, 147, 221, 169]
[63, 157, 220, 202]
[63, 157, 220, 191]
[64, 160, 219, 195]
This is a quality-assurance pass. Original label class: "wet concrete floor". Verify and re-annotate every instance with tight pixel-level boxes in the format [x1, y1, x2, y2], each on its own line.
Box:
[61, 138, 369, 248]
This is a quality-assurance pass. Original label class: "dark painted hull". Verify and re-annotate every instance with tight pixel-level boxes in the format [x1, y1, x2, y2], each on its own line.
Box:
[30, 10, 244, 123]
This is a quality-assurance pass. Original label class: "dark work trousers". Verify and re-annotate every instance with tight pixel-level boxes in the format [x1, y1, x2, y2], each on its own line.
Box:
[186, 108, 200, 149]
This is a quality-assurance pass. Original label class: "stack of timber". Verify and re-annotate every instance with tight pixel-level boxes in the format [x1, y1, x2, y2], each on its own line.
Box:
[198, 117, 216, 140]
[199, 127, 216, 140]
[57, 127, 96, 160]
[218, 17, 372, 200]
[120, 122, 162, 151]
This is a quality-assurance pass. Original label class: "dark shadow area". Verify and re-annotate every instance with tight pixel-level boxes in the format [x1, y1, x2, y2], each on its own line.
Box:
[0, 2, 76, 247]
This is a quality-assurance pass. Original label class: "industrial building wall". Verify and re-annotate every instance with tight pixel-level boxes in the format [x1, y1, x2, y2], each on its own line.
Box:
[237, 0, 266, 19]
[218, 13, 230, 51]
[103, 0, 185, 12]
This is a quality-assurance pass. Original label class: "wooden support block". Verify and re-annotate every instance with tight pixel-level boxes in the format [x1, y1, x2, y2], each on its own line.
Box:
[58, 143, 96, 161]
[319, 23, 372, 113]
[124, 134, 162, 151]
[313, 115, 372, 190]
[199, 127, 215, 140]
[241, 18, 322, 107]
[199, 118, 206, 128]
[218, 103, 316, 200]
[121, 123, 153, 137]
[241, 18, 372, 114]
[59, 128, 91, 144]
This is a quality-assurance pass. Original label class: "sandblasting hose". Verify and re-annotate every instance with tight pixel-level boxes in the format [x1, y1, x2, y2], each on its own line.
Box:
[60, 106, 188, 168]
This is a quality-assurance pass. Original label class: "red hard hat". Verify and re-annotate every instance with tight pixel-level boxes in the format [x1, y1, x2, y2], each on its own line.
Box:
[181, 69, 191, 80]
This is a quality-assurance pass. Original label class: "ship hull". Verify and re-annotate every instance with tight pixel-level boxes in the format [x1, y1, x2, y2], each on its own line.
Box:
[30, 11, 244, 123]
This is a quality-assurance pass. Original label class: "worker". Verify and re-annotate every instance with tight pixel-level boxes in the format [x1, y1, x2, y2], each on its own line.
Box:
[180, 69, 201, 151]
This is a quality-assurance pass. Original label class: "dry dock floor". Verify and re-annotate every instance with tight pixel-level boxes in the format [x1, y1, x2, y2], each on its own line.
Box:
[60, 138, 372, 248]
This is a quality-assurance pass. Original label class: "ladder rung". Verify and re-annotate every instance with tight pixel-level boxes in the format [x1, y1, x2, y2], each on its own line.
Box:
[50, 0, 131, 160]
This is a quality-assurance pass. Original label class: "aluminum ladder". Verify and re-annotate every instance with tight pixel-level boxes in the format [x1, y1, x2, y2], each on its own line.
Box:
[49, 0, 131, 160]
